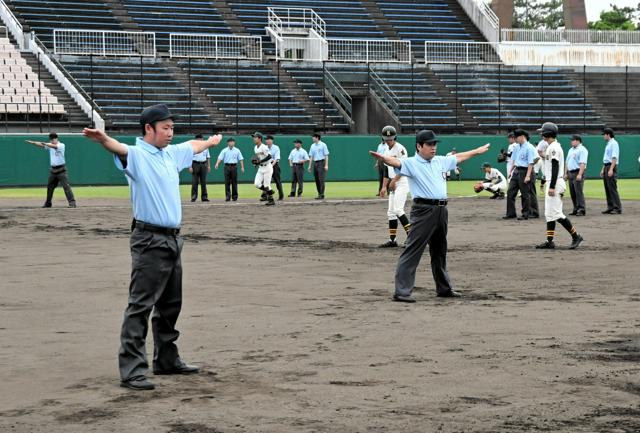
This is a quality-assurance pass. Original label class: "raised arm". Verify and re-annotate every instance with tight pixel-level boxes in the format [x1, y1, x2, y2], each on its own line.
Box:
[190, 134, 222, 154]
[455, 143, 490, 164]
[369, 151, 402, 168]
[82, 128, 128, 156]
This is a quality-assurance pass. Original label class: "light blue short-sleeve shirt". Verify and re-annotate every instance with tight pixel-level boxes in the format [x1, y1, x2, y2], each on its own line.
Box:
[46, 142, 66, 166]
[217, 147, 243, 164]
[192, 148, 209, 162]
[398, 154, 457, 200]
[603, 138, 620, 164]
[288, 148, 309, 163]
[269, 144, 281, 162]
[309, 141, 329, 161]
[566, 145, 588, 171]
[114, 138, 194, 228]
[514, 142, 536, 167]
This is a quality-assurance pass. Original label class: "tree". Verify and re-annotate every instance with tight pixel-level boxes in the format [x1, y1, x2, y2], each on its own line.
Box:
[510, 0, 564, 29]
[588, 5, 639, 30]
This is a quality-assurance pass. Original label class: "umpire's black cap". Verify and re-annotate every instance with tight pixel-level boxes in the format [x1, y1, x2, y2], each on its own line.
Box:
[507, 131, 516, 138]
[603, 127, 615, 137]
[571, 134, 582, 142]
[416, 129, 439, 144]
[265, 134, 274, 140]
[293, 139, 302, 144]
[513, 128, 529, 139]
[140, 104, 176, 126]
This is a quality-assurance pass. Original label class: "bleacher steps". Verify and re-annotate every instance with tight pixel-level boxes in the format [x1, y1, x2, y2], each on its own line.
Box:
[211, 0, 250, 36]
[103, 0, 143, 32]
[443, 0, 489, 43]
[420, 67, 478, 130]
[359, 0, 401, 40]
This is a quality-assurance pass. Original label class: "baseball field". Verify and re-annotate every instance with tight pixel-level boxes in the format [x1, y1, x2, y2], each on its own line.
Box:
[1, 185, 639, 433]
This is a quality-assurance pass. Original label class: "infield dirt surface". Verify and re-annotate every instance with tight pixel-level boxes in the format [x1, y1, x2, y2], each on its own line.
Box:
[1, 195, 639, 433]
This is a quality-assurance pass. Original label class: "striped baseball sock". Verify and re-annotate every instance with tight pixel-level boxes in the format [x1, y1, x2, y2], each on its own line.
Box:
[388, 219, 398, 242]
[558, 217, 578, 240]
[546, 221, 556, 242]
[398, 214, 411, 233]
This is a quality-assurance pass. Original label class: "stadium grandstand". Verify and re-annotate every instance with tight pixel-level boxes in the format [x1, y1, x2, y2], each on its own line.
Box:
[0, 0, 639, 134]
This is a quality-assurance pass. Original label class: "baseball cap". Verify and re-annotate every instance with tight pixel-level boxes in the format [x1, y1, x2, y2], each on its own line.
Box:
[481, 162, 491, 168]
[570, 134, 582, 142]
[49, 132, 58, 139]
[226, 137, 235, 143]
[293, 139, 302, 144]
[265, 135, 274, 140]
[513, 128, 528, 138]
[507, 131, 516, 138]
[416, 129, 439, 144]
[251, 132, 263, 139]
[140, 104, 176, 126]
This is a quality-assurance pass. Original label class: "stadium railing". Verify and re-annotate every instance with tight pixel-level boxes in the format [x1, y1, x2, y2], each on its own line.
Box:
[424, 41, 501, 65]
[501, 29, 640, 45]
[369, 69, 399, 117]
[267, 7, 326, 39]
[328, 39, 411, 64]
[169, 34, 262, 60]
[456, 0, 499, 43]
[53, 29, 156, 57]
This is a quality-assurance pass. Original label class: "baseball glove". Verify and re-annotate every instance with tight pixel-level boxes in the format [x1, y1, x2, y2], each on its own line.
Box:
[497, 149, 507, 163]
[473, 182, 484, 193]
[251, 155, 261, 166]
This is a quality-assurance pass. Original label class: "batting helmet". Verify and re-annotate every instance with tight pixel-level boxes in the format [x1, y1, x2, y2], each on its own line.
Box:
[382, 125, 397, 140]
[537, 122, 558, 137]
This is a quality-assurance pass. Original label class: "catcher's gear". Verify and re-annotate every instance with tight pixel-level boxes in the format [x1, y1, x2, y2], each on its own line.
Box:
[473, 182, 484, 193]
[381, 125, 396, 140]
[497, 149, 507, 163]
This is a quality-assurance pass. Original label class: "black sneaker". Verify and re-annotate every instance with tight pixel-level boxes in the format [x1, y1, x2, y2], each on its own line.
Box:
[288, 193, 295, 197]
[265, 200, 275, 206]
[535, 240, 555, 249]
[601, 209, 613, 214]
[569, 235, 584, 250]
[392, 294, 416, 303]
[379, 240, 398, 248]
[120, 377, 155, 391]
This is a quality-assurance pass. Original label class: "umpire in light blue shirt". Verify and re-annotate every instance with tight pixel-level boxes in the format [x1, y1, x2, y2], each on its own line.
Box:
[189, 133, 210, 202]
[214, 138, 244, 201]
[82, 104, 222, 391]
[370, 130, 490, 303]
[308, 133, 330, 199]
[504, 129, 539, 220]
[288, 139, 310, 197]
[565, 134, 588, 216]
[601, 128, 622, 214]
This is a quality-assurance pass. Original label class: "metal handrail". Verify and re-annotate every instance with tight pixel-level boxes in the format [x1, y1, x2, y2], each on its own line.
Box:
[324, 69, 352, 119]
[53, 29, 156, 57]
[169, 33, 262, 60]
[370, 70, 399, 115]
[267, 7, 326, 38]
[456, 0, 499, 43]
[501, 28, 640, 45]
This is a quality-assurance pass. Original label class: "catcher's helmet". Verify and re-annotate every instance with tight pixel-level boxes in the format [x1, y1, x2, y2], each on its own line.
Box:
[537, 122, 558, 137]
[382, 125, 396, 140]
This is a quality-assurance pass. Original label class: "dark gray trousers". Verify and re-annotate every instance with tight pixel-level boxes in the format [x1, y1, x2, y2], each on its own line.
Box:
[223, 164, 238, 200]
[603, 164, 622, 211]
[568, 170, 586, 212]
[506, 168, 531, 218]
[313, 160, 326, 195]
[272, 162, 284, 199]
[45, 166, 75, 206]
[395, 203, 453, 297]
[119, 228, 184, 381]
[528, 177, 540, 217]
[291, 163, 304, 195]
[190, 161, 208, 200]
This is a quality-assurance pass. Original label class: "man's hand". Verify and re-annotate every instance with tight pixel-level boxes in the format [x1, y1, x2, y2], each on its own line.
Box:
[548, 188, 556, 197]
[379, 188, 386, 198]
[207, 166, 211, 173]
[241, 167, 245, 173]
[324, 164, 328, 172]
[599, 168, 604, 178]
[83, 127, 127, 156]
[207, 134, 222, 147]
[524, 175, 530, 183]
[82, 128, 108, 144]
[389, 179, 397, 192]
[576, 174, 582, 181]
[188, 167, 193, 173]
[608, 168, 614, 178]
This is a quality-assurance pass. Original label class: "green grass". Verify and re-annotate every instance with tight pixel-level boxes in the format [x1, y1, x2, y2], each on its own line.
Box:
[1, 179, 639, 200]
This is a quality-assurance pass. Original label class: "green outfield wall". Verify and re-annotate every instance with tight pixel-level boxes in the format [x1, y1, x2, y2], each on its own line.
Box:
[1, 134, 638, 186]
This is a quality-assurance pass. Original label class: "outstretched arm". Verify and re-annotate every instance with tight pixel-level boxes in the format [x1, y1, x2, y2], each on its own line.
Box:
[455, 144, 490, 164]
[369, 151, 401, 168]
[190, 135, 222, 154]
[82, 128, 128, 156]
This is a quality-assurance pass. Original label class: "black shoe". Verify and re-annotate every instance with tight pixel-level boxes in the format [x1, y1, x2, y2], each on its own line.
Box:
[569, 235, 584, 250]
[260, 197, 268, 202]
[68, 203, 77, 208]
[392, 294, 416, 303]
[602, 209, 613, 214]
[288, 193, 295, 197]
[437, 290, 462, 298]
[225, 198, 230, 202]
[612, 209, 622, 214]
[153, 363, 199, 375]
[42, 204, 52, 208]
[569, 211, 578, 216]
[265, 200, 275, 206]
[575, 210, 585, 216]
[378, 240, 398, 248]
[278, 196, 284, 201]
[202, 198, 209, 202]
[536, 240, 555, 249]
[502, 215, 516, 220]
[297, 193, 302, 197]
[190, 198, 196, 202]
[120, 377, 155, 390]
[517, 216, 529, 220]
[315, 195, 324, 200]
[232, 198, 238, 201]
[498, 192, 505, 199]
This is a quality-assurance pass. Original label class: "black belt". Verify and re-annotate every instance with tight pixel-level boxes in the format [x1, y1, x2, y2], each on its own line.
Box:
[192, 160, 207, 164]
[604, 162, 612, 166]
[224, 163, 237, 166]
[133, 219, 180, 236]
[51, 164, 65, 169]
[314, 160, 325, 163]
[413, 198, 448, 206]
[516, 166, 529, 170]
[292, 163, 304, 166]
[568, 169, 579, 174]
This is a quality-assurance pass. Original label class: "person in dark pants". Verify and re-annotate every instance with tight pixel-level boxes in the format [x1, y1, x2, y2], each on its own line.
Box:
[83, 104, 222, 391]
[565, 134, 588, 216]
[370, 130, 490, 303]
[308, 133, 330, 199]
[504, 129, 537, 220]
[266, 135, 284, 200]
[189, 133, 210, 202]
[601, 128, 622, 214]
[288, 139, 309, 197]
[26, 132, 77, 208]
[214, 138, 244, 201]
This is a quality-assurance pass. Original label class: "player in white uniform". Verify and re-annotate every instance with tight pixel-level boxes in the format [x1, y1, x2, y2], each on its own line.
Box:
[378, 126, 411, 248]
[535, 139, 547, 186]
[445, 148, 461, 180]
[251, 132, 275, 206]
[535, 122, 583, 250]
[505, 132, 517, 180]
[479, 162, 507, 199]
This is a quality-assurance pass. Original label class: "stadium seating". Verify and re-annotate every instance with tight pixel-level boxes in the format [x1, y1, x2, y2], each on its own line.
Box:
[430, 64, 604, 129]
[121, 0, 231, 52]
[60, 56, 213, 128]
[176, 59, 316, 131]
[7, 0, 123, 49]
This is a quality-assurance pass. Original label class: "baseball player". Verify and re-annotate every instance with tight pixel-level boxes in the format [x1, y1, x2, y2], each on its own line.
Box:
[505, 131, 517, 179]
[535, 122, 583, 250]
[252, 132, 275, 206]
[535, 138, 547, 187]
[378, 126, 411, 248]
[445, 148, 461, 180]
[26, 132, 77, 208]
[375, 140, 389, 196]
[475, 162, 506, 199]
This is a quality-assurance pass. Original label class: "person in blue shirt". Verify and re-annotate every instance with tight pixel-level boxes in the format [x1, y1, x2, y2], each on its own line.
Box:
[189, 133, 210, 202]
[288, 139, 310, 197]
[370, 129, 490, 303]
[504, 129, 539, 220]
[266, 135, 284, 201]
[601, 128, 622, 214]
[214, 138, 244, 202]
[308, 133, 330, 199]
[26, 132, 77, 208]
[82, 104, 222, 391]
[565, 134, 588, 216]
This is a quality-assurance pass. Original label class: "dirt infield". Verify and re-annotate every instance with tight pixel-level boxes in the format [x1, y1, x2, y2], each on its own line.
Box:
[1, 196, 639, 433]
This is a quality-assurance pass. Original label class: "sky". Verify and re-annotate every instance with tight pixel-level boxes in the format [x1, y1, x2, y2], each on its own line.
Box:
[585, 0, 639, 22]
